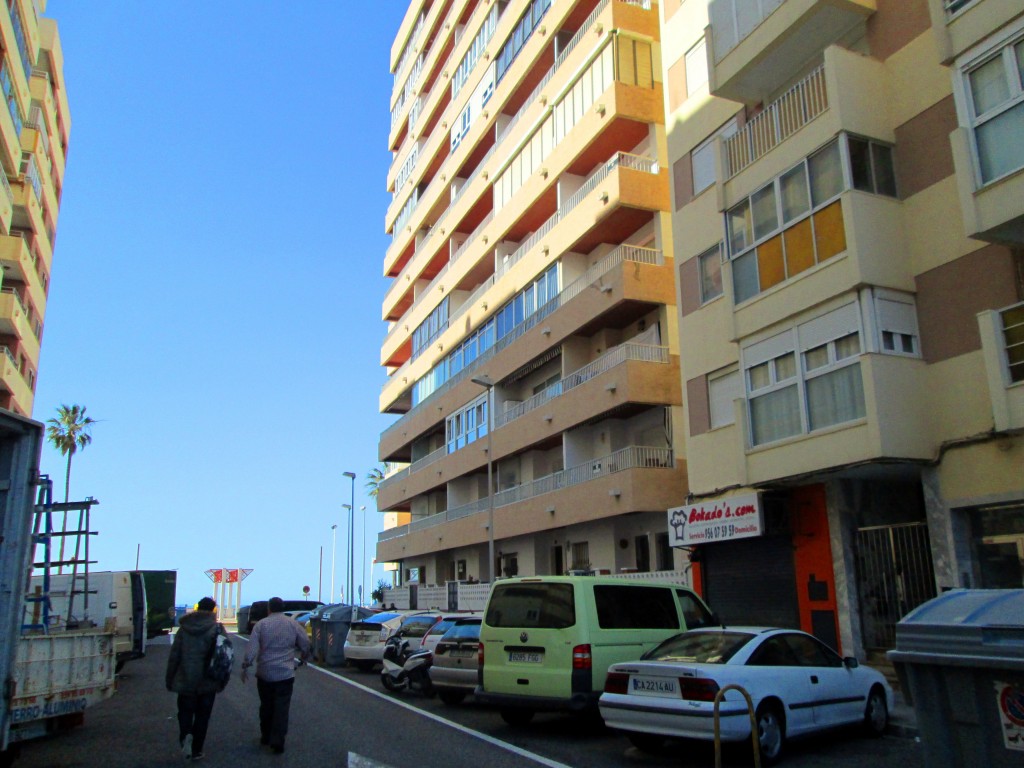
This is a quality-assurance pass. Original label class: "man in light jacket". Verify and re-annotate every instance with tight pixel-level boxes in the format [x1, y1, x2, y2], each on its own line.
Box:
[241, 596, 310, 754]
[166, 596, 226, 761]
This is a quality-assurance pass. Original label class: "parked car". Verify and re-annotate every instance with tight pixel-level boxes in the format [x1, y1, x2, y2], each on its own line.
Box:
[420, 612, 479, 655]
[477, 575, 717, 725]
[344, 611, 427, 671]
[429, 618, 481, 705]
[598, 627, 893, 764]
[392, 612, 444, 652]
[243, 599, 323, 633]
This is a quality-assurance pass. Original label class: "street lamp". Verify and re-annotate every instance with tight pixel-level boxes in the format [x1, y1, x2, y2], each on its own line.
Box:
[342, 504, 352, 601]
[330, 524, 338, 604]
[343, 471, 356, 604]
[471, 374, 496, 582]
[360, 505, 367, 606]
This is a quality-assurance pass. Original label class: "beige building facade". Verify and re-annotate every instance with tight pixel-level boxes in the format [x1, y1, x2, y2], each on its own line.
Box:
[0, 0, 69, 416]
[665, 0, 1023, 661]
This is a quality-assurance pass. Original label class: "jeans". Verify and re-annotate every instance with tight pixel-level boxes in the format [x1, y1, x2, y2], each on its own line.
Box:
[177, 692, 216, 753]
[256, 677, 295, 748]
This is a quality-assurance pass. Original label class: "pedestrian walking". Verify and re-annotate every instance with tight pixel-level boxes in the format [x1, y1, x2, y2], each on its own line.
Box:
[165, 596, 228, 761]
[241, 596, 311, 754]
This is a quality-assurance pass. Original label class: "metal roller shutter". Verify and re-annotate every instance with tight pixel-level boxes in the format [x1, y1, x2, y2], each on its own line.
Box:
[702, 535, 800, 629]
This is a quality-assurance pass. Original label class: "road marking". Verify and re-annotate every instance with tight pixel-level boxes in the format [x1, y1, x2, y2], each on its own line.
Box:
[234, 636, 571, 768]
[348, 753, 395, 768]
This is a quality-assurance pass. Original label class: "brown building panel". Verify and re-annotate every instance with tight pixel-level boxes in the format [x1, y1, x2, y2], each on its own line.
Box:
[673, 152, 694, 210]
[916, 244, 1021, 363]
[867, 0, 932, 61]
[894, 95, 958, 199]
[678, 254, 701, 318]
[687, 374, 710, 437]
[667, 56, 687, 114]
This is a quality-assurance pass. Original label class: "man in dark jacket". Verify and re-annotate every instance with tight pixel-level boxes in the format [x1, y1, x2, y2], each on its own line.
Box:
[166, 597, 226, 761]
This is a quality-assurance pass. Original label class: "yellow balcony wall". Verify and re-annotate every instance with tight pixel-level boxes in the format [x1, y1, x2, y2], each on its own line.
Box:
[928, 0, 1024, 64]
[0, 348, 32, 412]
[950, 126, 1024, 246]
[37, 20, 71, 148]
[0, 292, 39, 362]
[377, 459, 687, 562]
[11, 180, 50, 265]
[379, 254, 676, 457]
[0, 176, 12, 235]
[0, 234, 46, 313]
[978, 306, 1024, 432]
[708, 0, 876, 104]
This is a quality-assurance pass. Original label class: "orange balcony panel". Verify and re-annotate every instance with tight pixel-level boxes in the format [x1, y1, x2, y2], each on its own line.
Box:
[709, 0, 875, 104]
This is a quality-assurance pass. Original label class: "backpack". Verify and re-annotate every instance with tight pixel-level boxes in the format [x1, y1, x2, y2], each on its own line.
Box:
[205, 628, 234, 690]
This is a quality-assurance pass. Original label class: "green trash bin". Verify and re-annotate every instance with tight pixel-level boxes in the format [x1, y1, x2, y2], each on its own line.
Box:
[308, 604, 339, 663]
[888, 589, 1024, 768]
[323, 605, 375, 666]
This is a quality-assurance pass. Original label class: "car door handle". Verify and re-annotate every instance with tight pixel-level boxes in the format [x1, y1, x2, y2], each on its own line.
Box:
[810, 675, 819, 684]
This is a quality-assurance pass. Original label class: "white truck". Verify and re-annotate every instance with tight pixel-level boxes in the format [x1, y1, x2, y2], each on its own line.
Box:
[0, 412, 117, 760]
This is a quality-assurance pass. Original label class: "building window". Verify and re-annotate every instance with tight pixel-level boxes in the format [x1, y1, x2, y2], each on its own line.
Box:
[962, 32, 1024, 184]
[727, 135, 895, 305]
[691, 119, 738, 195]
[708, 368, 741, 428]
[635, 535, 651, 572]
[684, 38, 708, 97]
[446, 395, 488, 453]
[874, 291, 921, 358]
[412, 296, 450, 360]
[1001, 301, 1024, 384]
[744, 302, 865, 446]
[655, 532, 673, 571]
[571, 541, 590, 571]
[698, 243, 723, 303]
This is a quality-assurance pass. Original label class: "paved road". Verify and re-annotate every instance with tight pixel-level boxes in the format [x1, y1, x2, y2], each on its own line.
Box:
[12, 634, 925, 768]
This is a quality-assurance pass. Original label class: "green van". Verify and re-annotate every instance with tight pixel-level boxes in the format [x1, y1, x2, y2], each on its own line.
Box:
[476, 575, 717, 724]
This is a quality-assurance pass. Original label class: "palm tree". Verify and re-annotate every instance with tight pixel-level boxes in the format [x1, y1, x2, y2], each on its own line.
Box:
[366, 463, 387, 498]
[46, 404, 96, 504]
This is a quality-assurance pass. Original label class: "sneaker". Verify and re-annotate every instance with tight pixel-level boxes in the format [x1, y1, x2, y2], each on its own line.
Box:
[181, 733, 193, 760]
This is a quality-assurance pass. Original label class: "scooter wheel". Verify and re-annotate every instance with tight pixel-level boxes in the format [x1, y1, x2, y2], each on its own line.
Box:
[381, 673, 406, 692]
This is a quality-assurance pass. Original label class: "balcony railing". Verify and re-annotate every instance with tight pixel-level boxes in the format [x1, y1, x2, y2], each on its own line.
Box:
[1, 286, 27, 317]
[378, 445, 674, 542]
[1002, 302, 1024, 385]
[496, 343, 669, 426]
[724, 65, 828, 178]
[0, 171, 13, 205]
[21, 155, 42, 202]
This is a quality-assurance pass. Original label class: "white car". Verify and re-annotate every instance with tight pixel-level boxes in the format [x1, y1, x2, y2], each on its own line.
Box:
[344, 611, 428, 671]
[419, 612, 479, 655]
[599, 627, 892, 764]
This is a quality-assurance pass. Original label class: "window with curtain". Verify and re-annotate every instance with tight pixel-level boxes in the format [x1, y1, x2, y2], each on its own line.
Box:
[963, 32, 1024, 184]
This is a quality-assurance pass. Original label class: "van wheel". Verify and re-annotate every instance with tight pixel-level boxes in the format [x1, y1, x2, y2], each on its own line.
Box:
[627, 733, 664, 754]
[500, 708, 535, 726]
[439, 691, 466, 705]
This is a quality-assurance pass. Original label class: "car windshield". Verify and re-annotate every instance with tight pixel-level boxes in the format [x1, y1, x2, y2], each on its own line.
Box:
[441, 620, 481, 641]
[399, 616, 437, 638]
[642, 631, 754, 664]
[428, 618, 458, 636]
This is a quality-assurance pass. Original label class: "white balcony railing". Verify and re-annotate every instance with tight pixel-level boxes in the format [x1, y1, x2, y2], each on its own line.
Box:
[378, 446, 674, 542]
[724, 65, 828, 178]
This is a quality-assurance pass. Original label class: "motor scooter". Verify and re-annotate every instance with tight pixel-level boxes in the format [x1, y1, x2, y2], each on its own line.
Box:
[380, 633, 434, 696]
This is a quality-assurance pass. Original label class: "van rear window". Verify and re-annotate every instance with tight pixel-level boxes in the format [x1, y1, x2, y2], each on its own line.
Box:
[485, 583, 575, 629]
[594, 585, 679, 629]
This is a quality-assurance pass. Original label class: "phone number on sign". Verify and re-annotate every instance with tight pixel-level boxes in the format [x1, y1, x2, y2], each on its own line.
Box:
[697, 524, 736, 541]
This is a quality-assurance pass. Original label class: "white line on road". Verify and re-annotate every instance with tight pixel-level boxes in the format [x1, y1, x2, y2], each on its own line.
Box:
[233, 635, 574, 768]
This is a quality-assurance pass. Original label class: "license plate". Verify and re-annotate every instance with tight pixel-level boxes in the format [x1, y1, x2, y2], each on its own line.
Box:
[509, 651, 543, 663]
[450, 648, 475, 658]
[630, 676, 679, 697]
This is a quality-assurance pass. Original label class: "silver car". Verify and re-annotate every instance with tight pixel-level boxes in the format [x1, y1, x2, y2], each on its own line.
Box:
[428, 618, 481, 705]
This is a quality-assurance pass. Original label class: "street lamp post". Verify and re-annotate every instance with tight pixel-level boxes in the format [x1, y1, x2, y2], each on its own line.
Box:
[360, 505, 367, 606]
[330, 524, 338, 604]
[343, 471, 356, 604]
[471, 374, 495, 582]
[342, 504, 352, 601]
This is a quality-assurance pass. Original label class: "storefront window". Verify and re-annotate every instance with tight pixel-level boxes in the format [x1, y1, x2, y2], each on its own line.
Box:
[974, 506, 1024, 588]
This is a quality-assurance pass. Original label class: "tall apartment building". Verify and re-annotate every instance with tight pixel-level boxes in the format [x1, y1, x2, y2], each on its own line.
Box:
[377, 0, 686, 586]
[0, 0, 69, 416]
[664, 0, 1023, 661]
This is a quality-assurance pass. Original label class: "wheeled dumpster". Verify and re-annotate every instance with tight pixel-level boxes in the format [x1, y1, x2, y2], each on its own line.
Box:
[888, 589, 1024, 767]
[322, 605, 375, 666]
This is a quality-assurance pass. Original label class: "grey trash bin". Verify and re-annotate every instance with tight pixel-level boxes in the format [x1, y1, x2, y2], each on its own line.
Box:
[308, 603, 340, 663]
[322, 605, 375, 666]
[888, 589, 1024, 768]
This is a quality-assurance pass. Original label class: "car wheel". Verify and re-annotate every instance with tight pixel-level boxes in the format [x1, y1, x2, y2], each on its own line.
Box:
[864, 686, 888, 736]
[627, 733, 665, 754]
[500, 708, 535, 726]
[755, 702, 785, 765]
[439, 691, 466, 705]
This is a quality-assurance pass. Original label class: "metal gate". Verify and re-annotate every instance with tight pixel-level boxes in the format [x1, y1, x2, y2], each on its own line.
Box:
[855, 522, 936, 650]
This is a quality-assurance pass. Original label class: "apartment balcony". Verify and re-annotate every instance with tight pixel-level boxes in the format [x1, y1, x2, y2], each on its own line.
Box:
[707, 0, 875, 104]
[0, 289, 39, 361]
[949, 123, 1024, 247]
[377, 343, 680, 510]
[0, 172, 12, 235]
[979, 301, 1024, 432]
[10, 176, 51, 265]
[0, 345, 32, 413]
[379, 243, 674, 453]
[0, 233, 47, 312]
[377, 446, 684, 562]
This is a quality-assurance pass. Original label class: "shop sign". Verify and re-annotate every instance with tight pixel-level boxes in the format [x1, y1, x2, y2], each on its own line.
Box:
[667, 492, 763, 547]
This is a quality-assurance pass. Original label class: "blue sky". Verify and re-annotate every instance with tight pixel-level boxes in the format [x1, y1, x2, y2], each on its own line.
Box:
[34, 3, 408, 608]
